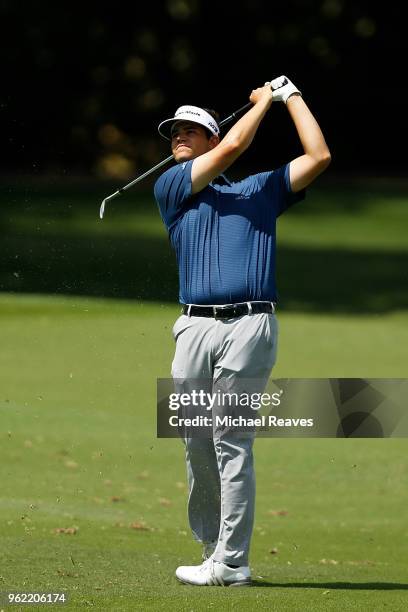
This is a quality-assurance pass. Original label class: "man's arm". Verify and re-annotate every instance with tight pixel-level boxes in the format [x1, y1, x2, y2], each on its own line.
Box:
[191, 86, 273, 194]
[286, 94, 331, 193]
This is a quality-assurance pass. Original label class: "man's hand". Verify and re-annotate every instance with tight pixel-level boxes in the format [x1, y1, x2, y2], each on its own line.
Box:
[269, 76, 302, 104]
[249, 84, 273, 107]
[190, 84, 275, 194]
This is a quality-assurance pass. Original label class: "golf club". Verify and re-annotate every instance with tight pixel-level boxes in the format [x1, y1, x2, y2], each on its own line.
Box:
[99, 102, 252, 219]
[99, 80, 288, 219]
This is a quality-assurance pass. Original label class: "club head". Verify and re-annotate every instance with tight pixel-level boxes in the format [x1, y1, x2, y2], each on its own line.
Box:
[100, 198, 107, 219]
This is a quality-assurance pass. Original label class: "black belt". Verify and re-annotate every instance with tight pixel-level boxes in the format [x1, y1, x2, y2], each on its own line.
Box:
[182, 301, 275, 320]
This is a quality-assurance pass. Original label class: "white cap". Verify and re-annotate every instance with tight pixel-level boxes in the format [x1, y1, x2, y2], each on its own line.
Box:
[158, 105, 220, 140]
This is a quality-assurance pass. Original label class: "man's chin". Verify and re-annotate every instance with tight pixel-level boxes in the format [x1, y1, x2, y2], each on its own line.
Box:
[174, 151, 194, 163]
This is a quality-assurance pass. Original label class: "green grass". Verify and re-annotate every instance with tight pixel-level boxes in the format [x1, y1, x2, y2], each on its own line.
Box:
[0, 178, 407, 609]
[1, 294, 408, 610]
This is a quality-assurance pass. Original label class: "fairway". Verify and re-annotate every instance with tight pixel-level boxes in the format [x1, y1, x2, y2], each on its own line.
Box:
[1, 178, 407, 610]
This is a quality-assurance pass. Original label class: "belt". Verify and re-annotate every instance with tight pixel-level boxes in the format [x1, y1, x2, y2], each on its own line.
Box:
[182, 301, 275, 320]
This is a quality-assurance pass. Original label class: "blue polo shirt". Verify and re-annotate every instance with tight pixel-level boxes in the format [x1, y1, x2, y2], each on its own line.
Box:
[154, 160, 305, 305]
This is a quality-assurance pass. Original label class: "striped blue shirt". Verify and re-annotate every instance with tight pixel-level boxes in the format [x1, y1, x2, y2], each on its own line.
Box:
[154, 161, 305, 304]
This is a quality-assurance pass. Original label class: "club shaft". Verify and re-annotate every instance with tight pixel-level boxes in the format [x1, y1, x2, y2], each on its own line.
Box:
[219, 102, 252, 127]
[115, 153, 175, 195]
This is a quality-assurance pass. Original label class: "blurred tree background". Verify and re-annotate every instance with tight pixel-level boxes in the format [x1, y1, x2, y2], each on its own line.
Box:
[1, 0, 407, 306]
[1, 0, 406, 180]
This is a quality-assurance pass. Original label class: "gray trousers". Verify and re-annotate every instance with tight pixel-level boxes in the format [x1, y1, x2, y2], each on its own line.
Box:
[171, 312, 278, 566]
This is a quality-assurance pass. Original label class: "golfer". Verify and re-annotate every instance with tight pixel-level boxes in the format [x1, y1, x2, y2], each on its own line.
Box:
[154, 77, 331, 586]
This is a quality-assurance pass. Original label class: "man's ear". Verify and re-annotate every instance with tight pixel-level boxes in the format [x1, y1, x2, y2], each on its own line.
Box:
[209, 135, 220, 149]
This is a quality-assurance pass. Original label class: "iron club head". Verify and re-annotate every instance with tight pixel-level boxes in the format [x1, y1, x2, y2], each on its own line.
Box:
[100, 198, 107, 219]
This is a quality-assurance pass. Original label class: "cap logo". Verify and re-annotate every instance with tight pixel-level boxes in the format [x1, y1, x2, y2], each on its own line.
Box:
[175, 109, 201, 117]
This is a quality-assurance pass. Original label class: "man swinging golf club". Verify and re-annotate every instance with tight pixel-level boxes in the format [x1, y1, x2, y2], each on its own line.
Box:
[154, 76, 331, 586]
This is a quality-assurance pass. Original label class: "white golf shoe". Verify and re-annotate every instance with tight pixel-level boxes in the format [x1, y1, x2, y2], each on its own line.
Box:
[176, 558, 251, 586]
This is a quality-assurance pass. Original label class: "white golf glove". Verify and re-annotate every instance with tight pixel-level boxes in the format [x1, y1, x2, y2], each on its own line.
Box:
[267, 76, 302, 104]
